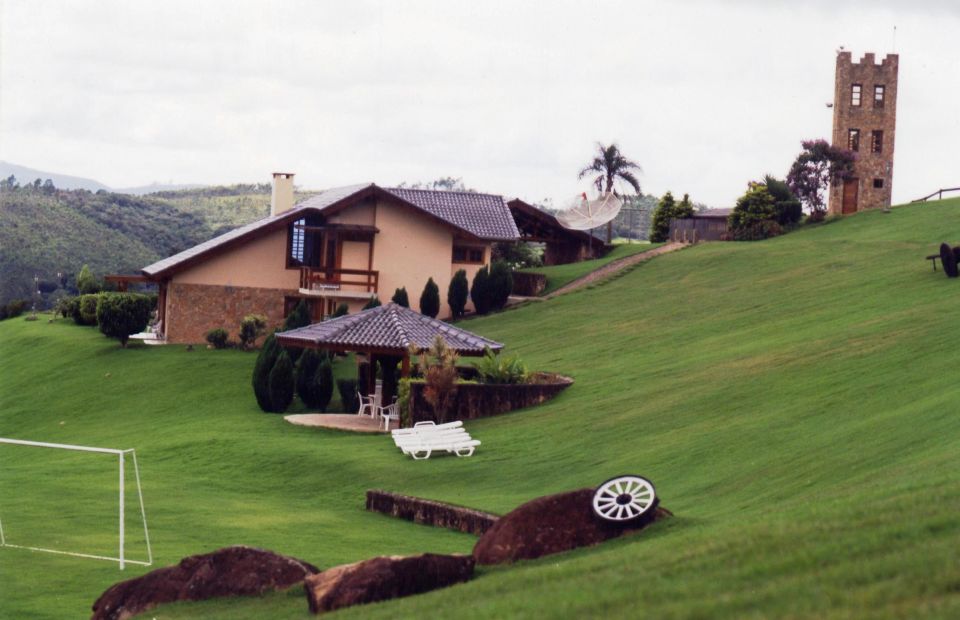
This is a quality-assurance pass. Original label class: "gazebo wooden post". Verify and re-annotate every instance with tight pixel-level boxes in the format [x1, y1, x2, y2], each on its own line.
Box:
[366, 353, 377, 396]
[401, 354, 410, 378]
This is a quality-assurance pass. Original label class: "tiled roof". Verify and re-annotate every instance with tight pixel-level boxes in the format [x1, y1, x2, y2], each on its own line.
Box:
[142, 184, 371, 276]
[142, 183, 518, 277]
[696, 208, 733, 218]
[382, 187, 520, 241]
[275, 303, 503, 355]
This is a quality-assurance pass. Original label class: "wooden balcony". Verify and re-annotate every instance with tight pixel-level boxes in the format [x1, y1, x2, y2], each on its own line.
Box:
[299, 267, 379, 299]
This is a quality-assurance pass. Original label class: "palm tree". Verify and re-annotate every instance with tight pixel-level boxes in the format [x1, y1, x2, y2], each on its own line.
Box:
[578, 142, 642, 196]
[577, 143, 642, 242]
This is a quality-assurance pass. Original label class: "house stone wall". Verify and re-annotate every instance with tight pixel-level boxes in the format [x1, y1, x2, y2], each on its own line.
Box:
[164, 282, 296, 344]
[828, 51, 899, 215]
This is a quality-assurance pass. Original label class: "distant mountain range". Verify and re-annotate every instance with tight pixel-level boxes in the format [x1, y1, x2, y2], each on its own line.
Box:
[0, 161, 206, 195]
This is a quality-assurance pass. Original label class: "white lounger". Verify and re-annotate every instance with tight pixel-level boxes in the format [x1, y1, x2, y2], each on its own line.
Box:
[390, 421, 479, 459]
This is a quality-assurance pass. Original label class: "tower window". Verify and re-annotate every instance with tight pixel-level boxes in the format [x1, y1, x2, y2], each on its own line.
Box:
[873, 178, 884, 189]
[848, 129, 860, 152]
[874, 85, 885, 108]
[851, 84, 862, 106]
[871, 130, 884, 154]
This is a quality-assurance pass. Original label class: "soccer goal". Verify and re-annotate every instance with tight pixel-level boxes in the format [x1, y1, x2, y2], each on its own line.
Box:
[0, 438, 152, 570]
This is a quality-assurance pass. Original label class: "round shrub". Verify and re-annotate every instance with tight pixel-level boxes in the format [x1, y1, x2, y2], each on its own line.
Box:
[96, 293, 154, 347]
[940, 243, 958, 278]
[729, 184, 779, 241]
[205, 328, 230, 349]
[238, 314, 267, 350]
[77, 294, 101, 326]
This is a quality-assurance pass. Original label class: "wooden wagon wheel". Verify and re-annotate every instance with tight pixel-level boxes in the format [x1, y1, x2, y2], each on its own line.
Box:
[591, 475, 657, 523]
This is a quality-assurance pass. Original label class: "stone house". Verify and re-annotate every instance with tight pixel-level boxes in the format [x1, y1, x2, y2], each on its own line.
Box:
[141, 174, 519, 343]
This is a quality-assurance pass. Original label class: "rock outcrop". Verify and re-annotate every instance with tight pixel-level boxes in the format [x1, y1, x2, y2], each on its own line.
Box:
[303, 553, 474, 614]
[473, 488, 670, 565]
[91, 545, 318, 620]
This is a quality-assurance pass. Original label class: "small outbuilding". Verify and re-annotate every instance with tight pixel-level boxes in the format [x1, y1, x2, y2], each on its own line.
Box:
[668, 208, 732, 242]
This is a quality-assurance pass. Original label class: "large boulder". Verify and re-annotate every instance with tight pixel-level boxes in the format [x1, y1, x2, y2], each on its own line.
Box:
[304, 553, 474, 614]
[91, 545, 319, 620]
[473, 488, 670, 565]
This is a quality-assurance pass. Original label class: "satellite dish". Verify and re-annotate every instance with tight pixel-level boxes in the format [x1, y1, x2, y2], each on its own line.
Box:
[555, 192, 624, 231]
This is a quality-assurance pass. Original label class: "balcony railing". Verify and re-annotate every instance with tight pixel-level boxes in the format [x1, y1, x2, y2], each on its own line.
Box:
[299, 267, 379, 294]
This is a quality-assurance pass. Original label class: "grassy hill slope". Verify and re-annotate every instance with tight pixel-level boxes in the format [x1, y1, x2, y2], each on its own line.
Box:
[2, 200, 959, 618]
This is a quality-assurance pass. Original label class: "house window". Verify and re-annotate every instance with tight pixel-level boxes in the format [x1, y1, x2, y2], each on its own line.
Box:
[851, 84, 862, 106]
[452, 245, 484, 264]
[848, 128, 860, 152]
[873, 178, 884, 189]
[871, 130, 884, 154]
[288, 215, 325, 268]
[874, 85, 885, 108]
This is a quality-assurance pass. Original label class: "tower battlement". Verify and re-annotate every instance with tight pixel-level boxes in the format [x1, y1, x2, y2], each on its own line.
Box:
[828, 51, 899, 215]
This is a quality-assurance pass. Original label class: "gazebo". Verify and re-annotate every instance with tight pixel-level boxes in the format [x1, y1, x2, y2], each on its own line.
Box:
[275, 303, 503, 406]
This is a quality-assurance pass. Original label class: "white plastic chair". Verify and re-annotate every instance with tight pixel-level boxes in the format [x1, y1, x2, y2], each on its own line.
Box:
[378, 396, 400, 431]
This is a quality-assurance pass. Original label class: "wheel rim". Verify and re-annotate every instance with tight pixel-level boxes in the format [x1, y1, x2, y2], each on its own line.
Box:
[592, 476, 656, 522]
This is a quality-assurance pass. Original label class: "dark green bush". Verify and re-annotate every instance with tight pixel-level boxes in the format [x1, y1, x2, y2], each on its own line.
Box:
[470, 265, 491, 315]
[282, 300, 311, 363]
[283, 299, 311, 331]
[296, 349, 334, 411]
[448, 269, 469, 318]
[362, 296, 382, 310]
[77, 294, 101, 326]
[205, 328, 230, 349]
[96, 293, 154, 347]
[252, 333, 281, 411]
[4, 299, 28, 320]
[764, 175, 803, 226]
[238, 314, 267, 350]
[419, 277, 440, 318]
[649, 191, 677, 242]
[76, 264, 101, 295]
[488, 261, 513, 311]
[729, 184, 779, 240]
[267, 350, 295, 413]
[475, 347, 528, 384]
[331, 303, 349, 318]
[391, 287, 410, 307]
[54, 296, 75, 319]
[337, 378, 359, 413]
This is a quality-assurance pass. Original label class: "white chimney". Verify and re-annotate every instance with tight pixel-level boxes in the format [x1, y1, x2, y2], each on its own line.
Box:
[271, 172, 295, 216]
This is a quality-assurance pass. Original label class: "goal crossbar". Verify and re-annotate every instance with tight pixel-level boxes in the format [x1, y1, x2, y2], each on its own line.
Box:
[0, 437, 152, 570]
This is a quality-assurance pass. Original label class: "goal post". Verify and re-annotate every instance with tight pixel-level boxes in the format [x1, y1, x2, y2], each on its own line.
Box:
[0, 437, 152, 570]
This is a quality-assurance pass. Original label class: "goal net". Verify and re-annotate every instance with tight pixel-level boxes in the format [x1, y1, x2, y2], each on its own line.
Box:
[0, 438, 152, 570]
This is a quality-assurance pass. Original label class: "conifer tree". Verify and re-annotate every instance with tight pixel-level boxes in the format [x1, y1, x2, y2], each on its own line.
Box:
[447, 269, 469, 318]
[419, 277, 440, 318]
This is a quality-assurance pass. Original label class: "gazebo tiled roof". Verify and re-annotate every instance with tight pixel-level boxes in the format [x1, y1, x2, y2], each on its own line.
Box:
[275, 303, 503, 356]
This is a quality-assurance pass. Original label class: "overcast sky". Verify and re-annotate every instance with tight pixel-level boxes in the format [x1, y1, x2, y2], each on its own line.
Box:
[1, 0, 958, 207]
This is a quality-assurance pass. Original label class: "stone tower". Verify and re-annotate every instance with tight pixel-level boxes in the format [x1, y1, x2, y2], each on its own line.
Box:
[828, 51, 899, 215]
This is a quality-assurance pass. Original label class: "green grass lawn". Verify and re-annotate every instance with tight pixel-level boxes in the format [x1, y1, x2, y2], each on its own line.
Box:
[520, 241, 664, 295]
[3, 201, 960, 618]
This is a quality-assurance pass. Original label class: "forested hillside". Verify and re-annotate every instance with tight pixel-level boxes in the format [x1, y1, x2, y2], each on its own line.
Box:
[0, 180, 315, 306]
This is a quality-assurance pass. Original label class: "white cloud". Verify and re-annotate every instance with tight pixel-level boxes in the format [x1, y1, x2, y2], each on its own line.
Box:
[1, 0, 957, 206]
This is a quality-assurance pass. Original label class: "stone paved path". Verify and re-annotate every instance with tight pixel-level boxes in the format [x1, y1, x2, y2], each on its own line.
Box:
[543, 242, 686, 299]
[284, 413, 386, 433]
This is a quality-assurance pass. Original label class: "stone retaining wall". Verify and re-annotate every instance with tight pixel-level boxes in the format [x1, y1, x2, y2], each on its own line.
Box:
[512, 272, 547, 296]
[407, 372, 573, 425]
[366, 490, 499, 536]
